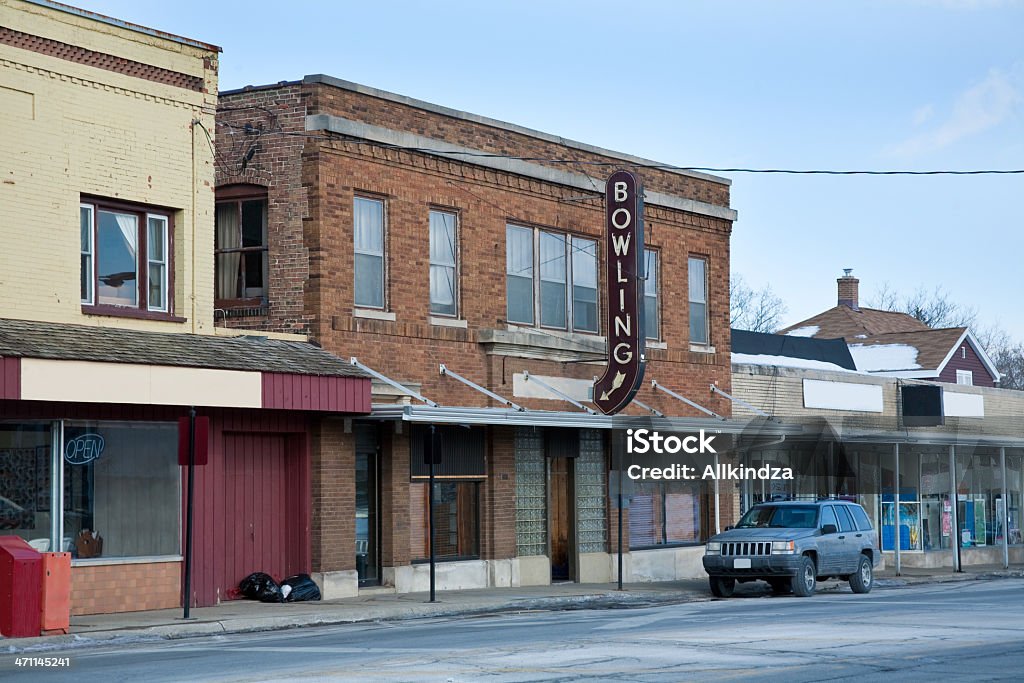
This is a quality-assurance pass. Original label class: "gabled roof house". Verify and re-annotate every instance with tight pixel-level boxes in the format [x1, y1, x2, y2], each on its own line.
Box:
[778, 271, 1001, 387]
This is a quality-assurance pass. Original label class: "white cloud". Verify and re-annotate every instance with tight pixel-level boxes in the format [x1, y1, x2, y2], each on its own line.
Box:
[889, 65, 1022, 157]
[911, 104, 934, 126]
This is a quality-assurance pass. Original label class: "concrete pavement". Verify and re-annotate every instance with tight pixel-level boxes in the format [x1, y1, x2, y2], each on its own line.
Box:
[5, 564, 1023, 653]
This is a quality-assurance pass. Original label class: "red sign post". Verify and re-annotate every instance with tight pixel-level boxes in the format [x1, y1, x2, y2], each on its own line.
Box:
[594, 170, 646, 415]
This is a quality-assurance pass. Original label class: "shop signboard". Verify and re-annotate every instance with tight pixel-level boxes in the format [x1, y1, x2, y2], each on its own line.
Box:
[594, 170, 646, 415]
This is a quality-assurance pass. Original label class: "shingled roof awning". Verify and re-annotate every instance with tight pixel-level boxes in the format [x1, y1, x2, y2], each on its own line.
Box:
[0, 318, 370, 413]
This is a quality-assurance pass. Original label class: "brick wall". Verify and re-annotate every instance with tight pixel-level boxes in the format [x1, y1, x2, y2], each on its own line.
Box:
[71, 562, 181, 615]
[310, 417, 355, 573]
[216, 79, 735, 415]
[486, 426, 517, 560]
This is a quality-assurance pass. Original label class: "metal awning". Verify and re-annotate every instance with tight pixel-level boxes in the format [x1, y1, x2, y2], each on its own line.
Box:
[366, 403, 803, 435]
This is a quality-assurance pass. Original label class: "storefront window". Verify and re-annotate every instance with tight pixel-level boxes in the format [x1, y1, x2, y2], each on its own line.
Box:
[629, 479, 703, 548]
[856, 451, 880, 536]
[0, 422, 54, 549]
[881, 449, 922, 551]
[412, 481, 480, 561]
[954, 451, 999, 548]
[63, 422, 179, 558]
[920, 451, 952, 551]
[1007, 454, 1023, 545]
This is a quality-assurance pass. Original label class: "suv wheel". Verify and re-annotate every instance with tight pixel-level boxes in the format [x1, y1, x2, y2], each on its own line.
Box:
[790, 556, 816, 597]
[849, 554, 873, 594]
[709, 576, 735, 598]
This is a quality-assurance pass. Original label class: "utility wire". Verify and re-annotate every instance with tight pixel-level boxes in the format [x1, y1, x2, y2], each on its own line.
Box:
[213, 120, 1023, 176]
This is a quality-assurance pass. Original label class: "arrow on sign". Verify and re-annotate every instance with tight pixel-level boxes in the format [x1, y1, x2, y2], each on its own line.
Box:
[599, 371, 626, 402]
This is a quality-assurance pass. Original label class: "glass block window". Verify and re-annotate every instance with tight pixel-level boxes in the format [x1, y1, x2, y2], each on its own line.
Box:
[575, 429, 607, 554]
[514, 427, 547, 557]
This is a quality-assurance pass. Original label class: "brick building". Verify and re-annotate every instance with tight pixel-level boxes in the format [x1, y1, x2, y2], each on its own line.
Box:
[0, 1, 369, 618]
[213, 75, 792, 595]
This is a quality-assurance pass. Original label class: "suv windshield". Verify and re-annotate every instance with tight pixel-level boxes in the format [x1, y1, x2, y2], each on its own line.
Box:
[737, 505, 819, 529]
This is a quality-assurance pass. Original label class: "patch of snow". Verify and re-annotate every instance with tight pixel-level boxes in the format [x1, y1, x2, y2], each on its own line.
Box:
[732, 353, 855, 373]
[785, 326, 820, 338]
[848, 343, 921, 372]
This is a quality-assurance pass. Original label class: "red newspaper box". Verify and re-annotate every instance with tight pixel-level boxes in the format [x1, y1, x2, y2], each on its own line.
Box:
[41, 552, 71, 634]
[0, 536, 42, 638]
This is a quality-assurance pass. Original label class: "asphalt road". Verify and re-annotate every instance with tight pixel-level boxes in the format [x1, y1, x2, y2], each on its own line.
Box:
[4, 578, 1024, 682]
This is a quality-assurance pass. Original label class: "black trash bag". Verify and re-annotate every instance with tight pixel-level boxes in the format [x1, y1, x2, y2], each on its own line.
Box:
[257, 581, 285, 603]
[281, 574, 321, 602]
[239, 572, 281, 601]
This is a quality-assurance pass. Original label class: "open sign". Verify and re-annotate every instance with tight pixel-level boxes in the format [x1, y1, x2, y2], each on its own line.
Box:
[64, 434, 105, 465]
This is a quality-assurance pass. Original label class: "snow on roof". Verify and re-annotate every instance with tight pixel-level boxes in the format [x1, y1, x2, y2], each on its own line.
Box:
[848, 343, 921, 372]
[731, 353, 857, 373]
[785, 325, 820, 338]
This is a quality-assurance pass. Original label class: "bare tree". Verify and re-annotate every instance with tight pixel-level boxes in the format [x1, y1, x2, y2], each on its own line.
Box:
[730, 275, 787, 333]
[869, 286, 1022, 390]
[867, 283, 977, 328]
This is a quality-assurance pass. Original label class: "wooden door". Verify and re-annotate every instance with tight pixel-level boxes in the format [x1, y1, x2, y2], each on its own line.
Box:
[549, 457, 575, 581]
[222, 433, 300, 595]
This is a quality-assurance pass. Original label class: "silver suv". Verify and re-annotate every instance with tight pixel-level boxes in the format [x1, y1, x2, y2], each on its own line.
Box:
[702, 500, 880, 598]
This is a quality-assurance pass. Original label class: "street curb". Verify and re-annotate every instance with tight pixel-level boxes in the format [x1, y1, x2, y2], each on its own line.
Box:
[6, 572, 1024, 654]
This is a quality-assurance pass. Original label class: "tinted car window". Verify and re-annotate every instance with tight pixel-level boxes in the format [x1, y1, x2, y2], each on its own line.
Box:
[835, 506, 856, 532]
[819, 505, 838, 531]
[850, 505, 873, 531]
[737, 505, 819, 529]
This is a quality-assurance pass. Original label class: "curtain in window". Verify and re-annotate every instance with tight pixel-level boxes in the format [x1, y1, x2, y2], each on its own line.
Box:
[216, 202, 240, 299]
[113, 213, 138, 258]
[354, 198, 384, 308]
[429, 211, 457, 315]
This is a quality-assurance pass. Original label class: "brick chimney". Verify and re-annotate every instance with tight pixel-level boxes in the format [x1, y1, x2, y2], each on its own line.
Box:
[837, 269, 859, 310]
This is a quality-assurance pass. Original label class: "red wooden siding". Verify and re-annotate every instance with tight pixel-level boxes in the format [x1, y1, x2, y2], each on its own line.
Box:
[938, 340, 996, 387]
[186, 411, 311, 607]
[0, 357, 20, 399]
[261, 373, 370, 413]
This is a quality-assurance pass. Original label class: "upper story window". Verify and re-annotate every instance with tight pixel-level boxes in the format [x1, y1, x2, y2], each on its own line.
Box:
[80, 197, 171, 315]
[956, 369, 973, 385]
[215, 186, 268, 306]
[429, 210, 458, 317]
[688, 256, 708, 345]
[505, 225, 598, 334]
[354, 196, 386, 309]
[644, 250, 659, 341]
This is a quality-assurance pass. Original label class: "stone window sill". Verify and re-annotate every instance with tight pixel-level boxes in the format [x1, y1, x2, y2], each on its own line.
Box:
[354, 308, 396, 321]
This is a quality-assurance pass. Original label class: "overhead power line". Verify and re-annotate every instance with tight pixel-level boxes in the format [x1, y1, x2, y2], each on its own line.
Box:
[215, 118, 1023, 176]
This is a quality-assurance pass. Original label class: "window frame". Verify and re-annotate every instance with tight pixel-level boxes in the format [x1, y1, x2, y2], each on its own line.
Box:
[353, 194, 388, 311]
[214, 185, 269, 308]
[643, 249, 660, 341]
[79, 196, 178, 321]
[688, 255, 709, 345]
[956, 369, 974, 385]
[428, 208, 460, 318]
[506, 223, 599, 335]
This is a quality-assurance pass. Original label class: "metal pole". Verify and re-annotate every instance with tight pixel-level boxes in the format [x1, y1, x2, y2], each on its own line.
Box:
[183, 407, 196, 619]
[1001, 447, 1009, 570]
[428, 425, 436, 603]
[713, 452, 721, 535]
[950, 445, 961, 573]
[617, 436, 624, 591]
[893, 443, 901, 577]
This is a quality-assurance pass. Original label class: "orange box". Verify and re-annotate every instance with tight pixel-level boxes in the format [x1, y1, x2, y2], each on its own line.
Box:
[41, 552, 71, 633]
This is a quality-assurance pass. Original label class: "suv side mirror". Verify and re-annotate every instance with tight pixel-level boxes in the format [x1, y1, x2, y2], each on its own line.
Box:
[821, 524, 838, 535]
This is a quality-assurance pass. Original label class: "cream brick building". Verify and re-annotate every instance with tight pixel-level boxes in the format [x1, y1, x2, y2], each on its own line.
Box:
[0, 0, 218, 332]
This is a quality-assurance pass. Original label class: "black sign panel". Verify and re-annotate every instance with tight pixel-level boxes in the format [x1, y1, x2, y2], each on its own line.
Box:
[594, 170, 646, 415]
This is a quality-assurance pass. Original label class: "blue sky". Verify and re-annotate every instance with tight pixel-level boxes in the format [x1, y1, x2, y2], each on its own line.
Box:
[81, 0, 1024, 338]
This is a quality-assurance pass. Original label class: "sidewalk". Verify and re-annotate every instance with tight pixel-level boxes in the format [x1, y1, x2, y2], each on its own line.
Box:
[6, 566, 1023, 653]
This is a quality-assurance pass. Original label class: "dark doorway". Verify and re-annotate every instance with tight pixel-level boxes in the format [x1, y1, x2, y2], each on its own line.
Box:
[549, 456, 575, 581]
[355, 426, 380, 586]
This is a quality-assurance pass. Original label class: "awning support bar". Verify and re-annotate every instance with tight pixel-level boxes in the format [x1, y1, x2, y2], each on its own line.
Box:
[709, 384, 776, 421]
[350, 357, 439, 407]
[651, 380, 725, 420]
[523, 371, 596, 414]
[440, 364, 525, 412]
[631, 399, 664, 418]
